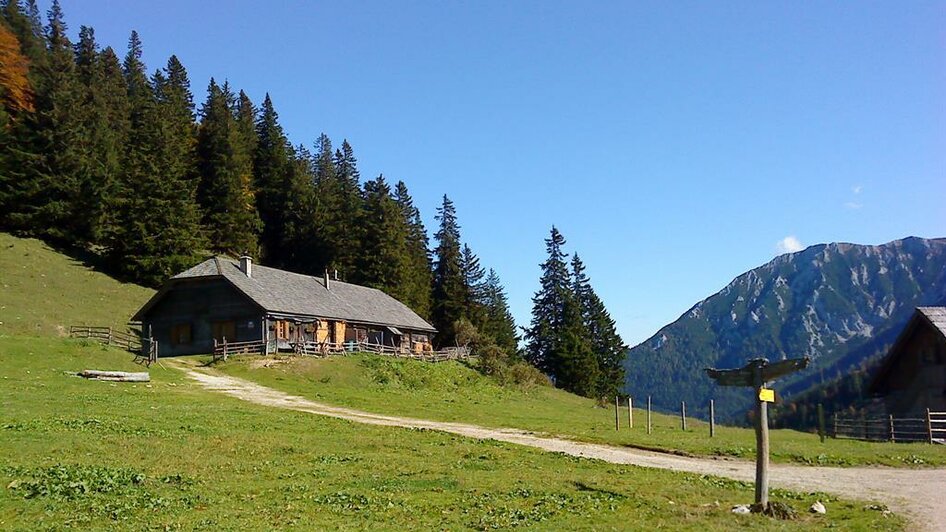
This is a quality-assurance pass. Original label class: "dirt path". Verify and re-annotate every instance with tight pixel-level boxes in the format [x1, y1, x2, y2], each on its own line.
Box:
[172, 362, 945, 530]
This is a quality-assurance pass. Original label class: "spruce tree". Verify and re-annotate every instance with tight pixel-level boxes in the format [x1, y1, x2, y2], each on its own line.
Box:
[330, 139, 364, 276]
[15, 0, 85, 243]
[461, 243, 487, 332]
[431, 194, 466, 346]
[196, 78, 261, 255]
[279, 144, 320, 272]
[71, 27, 129, 244]
[234, 89, 257, 162]
[357, 174, 409, 298]
[482, 268, 519, 354]
[253, 93, 292, 266]
[556, 294, 599, 396]
[572, 254, 627, 398]
[393, 180, 432, 319]
[102, 32, 204, 284]
[524, 226, 571, 377]
[0, 16, 36, 230]
[1, 0, 46, 76]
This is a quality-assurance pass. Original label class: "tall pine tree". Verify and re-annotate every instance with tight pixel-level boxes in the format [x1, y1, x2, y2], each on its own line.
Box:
[524, 226, 571, 377]
[330, 139, 364, 276]
[72, 28, 129, 244]
[102, 31, 204, 284]
[357, 174, 410, 298]
[431, 194, 466, 347]
[253, 93, 292, 266]
[15, 0, 85, 243]
[196, 79, 261, 255]
[460, 243, 487, 334]
[0, 13, 36, 230]
[393, 180, 432, 319]
[571, 254, 627, 399]
[481, 268, 519, 354]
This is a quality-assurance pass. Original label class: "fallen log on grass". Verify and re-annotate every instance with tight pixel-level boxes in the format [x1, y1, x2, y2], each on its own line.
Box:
[79, 370, 150, 382]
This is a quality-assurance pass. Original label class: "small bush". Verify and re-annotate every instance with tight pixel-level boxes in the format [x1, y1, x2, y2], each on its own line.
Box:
[477, 344, 549, 389]
[9, 464, 145, 500]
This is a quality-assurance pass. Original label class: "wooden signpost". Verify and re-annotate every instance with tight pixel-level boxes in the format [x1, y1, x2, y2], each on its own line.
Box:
[705, 356, 809, 511]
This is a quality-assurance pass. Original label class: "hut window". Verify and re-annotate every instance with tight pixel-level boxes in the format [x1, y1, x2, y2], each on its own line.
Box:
[275, 320, 290, 340]
[212, 320, 236, 342]
[170, 323, 192, 346]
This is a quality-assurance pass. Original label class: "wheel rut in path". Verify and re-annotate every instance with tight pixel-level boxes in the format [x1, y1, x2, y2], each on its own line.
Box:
[172, 362, 946, 530]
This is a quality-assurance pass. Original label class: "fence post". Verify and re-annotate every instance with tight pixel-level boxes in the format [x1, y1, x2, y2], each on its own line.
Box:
[817, 403, 825, 443]
[106, 327, 112, 346]
[647, 396, 652, 435]
[223, 337, 228, 362]
[928, 408, 934, 445]
[863, 415, 868, 440]
[709, 399, 715, 438]
[681, 401, 687, 431]
[833, 413, 838, 439]
[628, 397, 633, 429]
[615, 396, 620, 431]
[889, 414, 895, 443]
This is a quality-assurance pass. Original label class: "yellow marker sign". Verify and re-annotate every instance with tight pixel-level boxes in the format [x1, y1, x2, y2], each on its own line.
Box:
[759, 388, 776, 403]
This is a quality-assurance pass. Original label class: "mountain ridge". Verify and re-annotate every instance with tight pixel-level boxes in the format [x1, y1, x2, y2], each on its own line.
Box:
[624, 236, 946, 423]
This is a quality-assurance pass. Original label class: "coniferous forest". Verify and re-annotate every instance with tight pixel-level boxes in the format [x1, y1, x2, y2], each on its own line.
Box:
[0, 1, 626, 399]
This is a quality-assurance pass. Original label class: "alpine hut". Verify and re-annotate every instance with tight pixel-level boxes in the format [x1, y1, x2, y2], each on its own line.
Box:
[132, 256, 436, 357]
[868, 306, 946, 416]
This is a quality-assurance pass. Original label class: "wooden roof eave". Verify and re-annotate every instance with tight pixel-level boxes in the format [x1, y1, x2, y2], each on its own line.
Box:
[131, 274, 267, 322]
[262, 311, 436, 334]
[866, 310, 935, 395]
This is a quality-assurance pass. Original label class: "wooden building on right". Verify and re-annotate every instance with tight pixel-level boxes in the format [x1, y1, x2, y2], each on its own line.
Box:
[869, 306, 946, 416]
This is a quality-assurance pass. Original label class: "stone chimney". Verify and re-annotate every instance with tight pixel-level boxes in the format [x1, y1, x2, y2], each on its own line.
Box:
[239, 255, 252, 278]
[324, 269, 330, 290]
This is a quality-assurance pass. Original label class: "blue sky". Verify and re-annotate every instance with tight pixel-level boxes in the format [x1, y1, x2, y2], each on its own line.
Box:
[49, 1, 945, 346]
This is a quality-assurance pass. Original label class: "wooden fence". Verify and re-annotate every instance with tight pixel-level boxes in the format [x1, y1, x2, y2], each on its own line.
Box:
[834, 410, 946, 444]
[212, 339, 267, 361]
[69, 325, 142, 353]
[212, 338, 473, 364]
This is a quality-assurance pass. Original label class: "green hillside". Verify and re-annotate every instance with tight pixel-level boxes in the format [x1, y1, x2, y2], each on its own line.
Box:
[215, 354, 946, 467]
[0, 233, 154, 337]
[1, 336, 901, 530]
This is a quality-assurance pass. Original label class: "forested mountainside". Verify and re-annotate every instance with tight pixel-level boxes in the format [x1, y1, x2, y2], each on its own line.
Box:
[624, 237, 946, 424]
[0, 1, 519, 351]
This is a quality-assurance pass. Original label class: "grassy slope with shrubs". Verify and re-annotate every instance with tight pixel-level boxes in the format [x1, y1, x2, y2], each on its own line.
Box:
[0, 336, 903, 530]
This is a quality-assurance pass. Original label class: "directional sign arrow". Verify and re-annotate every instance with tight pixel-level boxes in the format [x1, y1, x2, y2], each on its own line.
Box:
[705, 357, 809, 387]
[703, 367, 754, 387]
[760, 357, 810, 381]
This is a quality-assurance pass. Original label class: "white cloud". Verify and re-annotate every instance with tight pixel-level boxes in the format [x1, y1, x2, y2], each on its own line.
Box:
[776, 236, 804, 254]
[852, 185, 862, 195]
[844, 201, 863, 210]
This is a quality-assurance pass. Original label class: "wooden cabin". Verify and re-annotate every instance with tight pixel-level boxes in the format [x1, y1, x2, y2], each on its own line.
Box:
[868, 307, 946, 416]
[132, 256, 436, 357]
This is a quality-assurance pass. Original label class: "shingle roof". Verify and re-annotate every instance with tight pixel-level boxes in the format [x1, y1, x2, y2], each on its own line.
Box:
[917, 306, 946, 338]
[167, 257, 436, 332]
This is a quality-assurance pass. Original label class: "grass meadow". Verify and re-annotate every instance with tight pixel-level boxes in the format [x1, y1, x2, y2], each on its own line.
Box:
[215, 353, 946, 468]
[0, 336, 903, 530]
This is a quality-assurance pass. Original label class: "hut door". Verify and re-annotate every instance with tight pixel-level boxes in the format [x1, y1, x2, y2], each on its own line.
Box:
[212, 321, 236, 343]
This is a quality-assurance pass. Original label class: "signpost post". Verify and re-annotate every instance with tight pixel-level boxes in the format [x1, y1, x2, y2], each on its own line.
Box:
[705, 357, 809, 512]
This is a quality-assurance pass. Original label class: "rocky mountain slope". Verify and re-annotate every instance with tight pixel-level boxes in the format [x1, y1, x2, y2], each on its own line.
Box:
[624, 236, 946, 423]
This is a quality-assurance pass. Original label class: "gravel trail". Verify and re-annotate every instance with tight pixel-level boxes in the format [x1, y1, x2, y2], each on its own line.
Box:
[173, 362, 946, 530]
